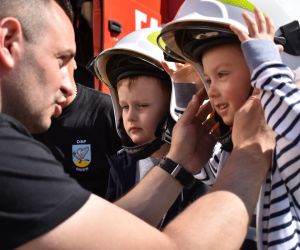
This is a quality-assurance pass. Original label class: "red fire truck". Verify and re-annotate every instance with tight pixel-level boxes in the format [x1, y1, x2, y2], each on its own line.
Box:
[71, 0, 184, 93]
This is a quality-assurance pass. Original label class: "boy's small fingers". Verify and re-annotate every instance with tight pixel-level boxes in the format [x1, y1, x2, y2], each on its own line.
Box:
[175, 62, 185, 69]
[254, 7, 266, 33]
[230, 24, 248, 42]
[266, 16, 275, 36]
[161, 61, 174, 75]
[276, 44, 284, 53]
[242, 12, 258, 37]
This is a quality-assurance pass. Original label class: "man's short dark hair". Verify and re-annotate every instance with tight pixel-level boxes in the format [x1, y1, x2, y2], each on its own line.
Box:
[0, 0, 73, 42]
[55, 0, 74, 23]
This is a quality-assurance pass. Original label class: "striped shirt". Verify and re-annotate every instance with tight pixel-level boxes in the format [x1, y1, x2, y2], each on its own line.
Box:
[194, 39, 300, 249]
[194, 142, 228, 186]
[243, 39, 300, 250]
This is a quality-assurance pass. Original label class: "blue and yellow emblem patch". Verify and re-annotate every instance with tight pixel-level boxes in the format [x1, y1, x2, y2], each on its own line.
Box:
[72, 144, 91, 168]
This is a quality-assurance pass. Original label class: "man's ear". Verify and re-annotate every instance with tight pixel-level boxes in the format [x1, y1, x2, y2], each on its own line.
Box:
[0, 17, 23, 69]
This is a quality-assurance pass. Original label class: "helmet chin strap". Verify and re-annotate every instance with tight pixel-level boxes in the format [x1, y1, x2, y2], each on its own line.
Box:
[123, 137, 165, 160]
[214, 112, 233, 152]
[118, 114, 174, 160]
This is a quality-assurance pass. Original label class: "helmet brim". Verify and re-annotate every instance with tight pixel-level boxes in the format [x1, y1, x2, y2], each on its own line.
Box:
[158, 17, 245, 63]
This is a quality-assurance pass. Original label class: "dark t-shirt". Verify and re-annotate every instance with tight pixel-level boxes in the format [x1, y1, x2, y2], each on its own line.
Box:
[0, 113, 90, 249]
[106, 150, 208, 228]
[35, 84, 121, 197]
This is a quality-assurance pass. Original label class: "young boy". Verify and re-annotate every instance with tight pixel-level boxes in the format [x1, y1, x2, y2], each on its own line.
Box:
[160, 2, 300, 248]
[92, 27, 208, 227]
[231, 9, 300, 249]
[162, 29, 258, 249]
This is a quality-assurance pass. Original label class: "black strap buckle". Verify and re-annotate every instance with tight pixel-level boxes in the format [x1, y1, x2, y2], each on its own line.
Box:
[279, 20, 300, 56]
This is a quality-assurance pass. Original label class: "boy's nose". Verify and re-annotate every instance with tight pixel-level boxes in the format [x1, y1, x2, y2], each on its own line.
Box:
[207, 82, 218, 98]
[127, 107, 137, 121]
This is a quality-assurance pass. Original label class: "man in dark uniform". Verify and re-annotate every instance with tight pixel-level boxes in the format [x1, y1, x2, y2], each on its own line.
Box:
[34, 59, 121, 197]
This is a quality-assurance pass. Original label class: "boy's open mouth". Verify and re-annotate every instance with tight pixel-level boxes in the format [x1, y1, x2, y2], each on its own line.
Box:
[215, 103, 229, 116]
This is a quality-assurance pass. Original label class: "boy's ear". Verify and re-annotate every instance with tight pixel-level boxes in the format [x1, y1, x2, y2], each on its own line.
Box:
[0, 17, 23, 69]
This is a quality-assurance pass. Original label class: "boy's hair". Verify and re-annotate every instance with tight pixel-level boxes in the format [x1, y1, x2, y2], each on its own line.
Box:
[117, 75, 171, 101]
[182, 34, 240, 63]
[200, 41, 241, 64]
[107, 55, 171, 87]
[0, 0, 73, 43]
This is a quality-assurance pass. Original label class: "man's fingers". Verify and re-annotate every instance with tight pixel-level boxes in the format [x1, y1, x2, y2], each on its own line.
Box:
[179, 94, 202, 124]
[251, 88, 260, 97]
[210, 122, 221, 138]
[195, 87, 208, 103]
[201, 112, 220, 138]
[196, 101, 213, 122]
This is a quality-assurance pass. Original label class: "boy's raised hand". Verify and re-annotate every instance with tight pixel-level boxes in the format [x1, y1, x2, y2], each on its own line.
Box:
[161, 61, 203, 87]
[230, 7, 283, 52]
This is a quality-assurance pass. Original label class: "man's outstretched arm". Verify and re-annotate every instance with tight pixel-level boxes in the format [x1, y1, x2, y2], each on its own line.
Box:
[17, 94, 273, 250]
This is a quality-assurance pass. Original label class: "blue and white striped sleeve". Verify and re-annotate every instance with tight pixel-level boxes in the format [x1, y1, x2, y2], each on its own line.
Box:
[242, 39, 300, 146]
[194, 142, 228, 186]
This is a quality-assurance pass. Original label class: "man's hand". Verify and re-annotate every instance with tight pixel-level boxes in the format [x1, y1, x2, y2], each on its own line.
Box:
[166, 88, 217, 174]
[232, 89, 275, 166]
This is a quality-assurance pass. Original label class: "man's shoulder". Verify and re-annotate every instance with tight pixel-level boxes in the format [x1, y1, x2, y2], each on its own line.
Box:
[0, 113, 56, 159]
[79, 84, 115, 111]
[0, 113, 29, 136]
[77, 83, 112, 108]
[0, 112, 19, 125]
[78, 83, 110, 99]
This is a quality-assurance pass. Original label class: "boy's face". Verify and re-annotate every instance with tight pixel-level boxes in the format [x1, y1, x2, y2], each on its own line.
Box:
[202, 43, 251, 126]
[117, 76, 169, 145]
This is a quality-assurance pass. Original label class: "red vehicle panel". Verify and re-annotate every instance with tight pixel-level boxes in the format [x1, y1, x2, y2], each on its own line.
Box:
[73, 0, 184, 92]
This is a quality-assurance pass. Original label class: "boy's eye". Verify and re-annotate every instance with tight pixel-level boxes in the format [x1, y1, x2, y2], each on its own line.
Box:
[120, 105, 129, 110]
[217, 71, 228, 78]
[205, 78, 211, 86]
[138, 104, 149, 108]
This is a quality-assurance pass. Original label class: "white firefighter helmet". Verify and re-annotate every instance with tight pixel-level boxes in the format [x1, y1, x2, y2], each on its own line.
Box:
[89, 27, 173, 157]
[157, 0, 300, 70]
